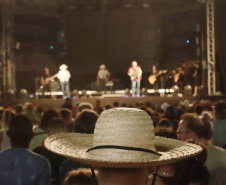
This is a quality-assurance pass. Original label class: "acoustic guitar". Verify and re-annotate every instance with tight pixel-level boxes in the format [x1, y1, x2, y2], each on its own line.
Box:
[148, 75, 157, 85]
[148, 70, 167, 84]
[174, 73, 180, 83]
[41, 74, 58, 87]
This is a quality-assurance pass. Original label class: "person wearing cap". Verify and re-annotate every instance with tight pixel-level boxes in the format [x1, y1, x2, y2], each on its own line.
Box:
[96, 64, 111, 93]
[45, 108, 202, 185]
[58, 64, 71, 98]
[127, 61, 142, 97]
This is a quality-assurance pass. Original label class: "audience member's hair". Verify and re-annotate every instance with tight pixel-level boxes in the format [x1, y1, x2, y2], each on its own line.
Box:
[63, 168, 96, 185]
[155, 118, 172, 128]
[40, 109, 60, 129]
[155, 126, 177, 139]
[61, 98, 73, 110]
[164, 106, 179, 120]
[61, 103, 73, 111]
[77, 103, 93, 113]
[8, 115, 33, 147]
[74, 109, 98, 134]
[104, 104, 112, 110]
[48, 117, 65, 134]
[2, 109, 16, 129]
[180, 113, 213, 141]
[15, 104, 23, 115]
[164, 106, 179, 131]
[112, 101, 119, 107]
[59, 108, 72, 120]
[195, 104, 203, 116]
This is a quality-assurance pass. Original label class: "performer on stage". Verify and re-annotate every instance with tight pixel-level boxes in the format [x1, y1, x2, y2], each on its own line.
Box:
[41, 67, 51, 97]
[174, 65, 185, 93]
[127, 60, 142, 97]
[148, 65, 160, 93]
[193, 63, 201, 96]
[96, 64, 111, 92]
[58, 64, 71, 98]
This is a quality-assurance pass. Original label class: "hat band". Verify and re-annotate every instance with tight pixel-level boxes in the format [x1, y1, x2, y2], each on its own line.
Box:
[87, 145, 161, 156]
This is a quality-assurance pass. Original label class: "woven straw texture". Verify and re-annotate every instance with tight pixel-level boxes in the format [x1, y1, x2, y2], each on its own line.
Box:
[44, 108, 202, 167]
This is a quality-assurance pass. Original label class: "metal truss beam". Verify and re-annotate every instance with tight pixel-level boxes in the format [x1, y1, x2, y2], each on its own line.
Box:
[1, 5, 15, 97]
[206, 0, 216, 95]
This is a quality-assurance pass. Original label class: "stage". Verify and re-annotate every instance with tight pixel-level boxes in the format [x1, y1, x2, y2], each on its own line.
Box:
[1, 90, 225, 109]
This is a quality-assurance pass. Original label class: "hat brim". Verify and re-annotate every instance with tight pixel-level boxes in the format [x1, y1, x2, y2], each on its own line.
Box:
[44, 133, 202, 168]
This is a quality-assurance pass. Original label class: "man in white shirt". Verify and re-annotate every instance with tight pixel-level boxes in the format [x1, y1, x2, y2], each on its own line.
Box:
[58, 64, 71, 98]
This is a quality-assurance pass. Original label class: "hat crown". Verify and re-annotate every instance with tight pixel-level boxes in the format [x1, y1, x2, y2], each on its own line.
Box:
[44, 107, 203, 168]
[93, 108, 156, 152]
[60, 64, 67, 69]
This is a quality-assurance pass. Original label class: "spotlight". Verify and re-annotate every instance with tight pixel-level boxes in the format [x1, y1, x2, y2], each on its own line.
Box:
[184, 85, 193, 96]
[81, 89, 88, 98]
[171, 85, 179, 96]
[141, 88, 147, 97]
[7, 89, 15, 99]
[124, 88, 130, 98]
[72, 89, 79, 99]
[198, 85, 204, 96]
[19, 89, 28, 99]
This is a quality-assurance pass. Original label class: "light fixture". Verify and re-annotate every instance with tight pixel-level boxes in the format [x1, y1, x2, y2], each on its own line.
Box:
[72, 89, 79, 99]
[19, 89, 28, 99]
[124, 88, 130, 98]
[141, 88, 148, 97]
[7, 89, 15, 99]
[171, 85, 179, 96]
[184, 85, 193, 96]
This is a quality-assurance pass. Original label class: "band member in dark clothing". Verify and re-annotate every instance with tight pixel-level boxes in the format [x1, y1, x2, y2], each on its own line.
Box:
[193, 63, 201, 96]
[41, 67, 51, 97]
[174, 65, 185, 93]
[148, 65, 160, 93]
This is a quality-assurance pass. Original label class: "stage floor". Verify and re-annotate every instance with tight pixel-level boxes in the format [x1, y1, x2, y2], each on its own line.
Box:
[1, 93, 225, 109]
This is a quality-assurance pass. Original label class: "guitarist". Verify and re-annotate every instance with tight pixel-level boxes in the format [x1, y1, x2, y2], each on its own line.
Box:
[174, 65, 185, 93]
[148, 65, 161, 92]
[41, 67, 51, 97]
[127, 60, 142, 97]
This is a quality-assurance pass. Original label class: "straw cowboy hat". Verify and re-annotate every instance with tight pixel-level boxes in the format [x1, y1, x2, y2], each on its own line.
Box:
[59, 64, 68, 70]
[99, 64, 106, 69]
[44, 108, 202, 168]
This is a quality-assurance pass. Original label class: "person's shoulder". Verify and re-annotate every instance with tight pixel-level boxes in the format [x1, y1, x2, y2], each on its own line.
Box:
[208, 144, 226, 158]
[28, 149, 51, 165]
[213, 120, 226, 128]
[0, 148, 11, 156]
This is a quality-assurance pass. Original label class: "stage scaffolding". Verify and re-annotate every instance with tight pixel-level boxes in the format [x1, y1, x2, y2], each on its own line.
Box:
[206, 0, 216, 95]
[1, 4, 15, 98]
[0, 0, 217, 97]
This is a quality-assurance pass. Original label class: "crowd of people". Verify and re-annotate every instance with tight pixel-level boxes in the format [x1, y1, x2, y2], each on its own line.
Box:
[0, 97, 226, 185]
